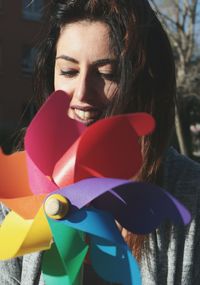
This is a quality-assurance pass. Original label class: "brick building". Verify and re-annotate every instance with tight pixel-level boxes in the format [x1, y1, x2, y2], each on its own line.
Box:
[0, 0, 47, 152]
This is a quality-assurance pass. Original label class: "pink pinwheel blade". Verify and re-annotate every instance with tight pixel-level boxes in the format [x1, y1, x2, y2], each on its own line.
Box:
[25, 90, 85, 177]
[24, 90, 85, 194]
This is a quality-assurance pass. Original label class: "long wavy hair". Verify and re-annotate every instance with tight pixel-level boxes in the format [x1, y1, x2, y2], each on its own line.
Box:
[34, 0, 176, 260]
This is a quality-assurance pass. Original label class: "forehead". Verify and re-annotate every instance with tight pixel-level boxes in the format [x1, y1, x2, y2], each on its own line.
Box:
[56, 20, 114, 59]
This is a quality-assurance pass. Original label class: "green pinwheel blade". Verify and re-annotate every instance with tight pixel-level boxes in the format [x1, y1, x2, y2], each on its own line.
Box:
[42, 217, 88, 285]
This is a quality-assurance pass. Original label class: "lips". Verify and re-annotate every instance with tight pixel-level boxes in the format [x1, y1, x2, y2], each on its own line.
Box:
[70, 105, 102, 125]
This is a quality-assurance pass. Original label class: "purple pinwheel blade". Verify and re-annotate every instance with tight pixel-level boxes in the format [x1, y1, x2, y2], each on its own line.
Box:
[92, 181, 191, 234]
[54, 177, 127, 208]
[52, 177, 191, 235]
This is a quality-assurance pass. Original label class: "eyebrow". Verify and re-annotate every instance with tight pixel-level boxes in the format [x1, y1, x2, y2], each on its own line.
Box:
[56, 55, 79, 64]
[56, 55, 117, 66]
[93, 58, 117, 67]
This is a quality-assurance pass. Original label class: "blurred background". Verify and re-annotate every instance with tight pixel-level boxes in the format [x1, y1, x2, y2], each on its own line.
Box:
[0, 0, 47, 153]
[150, 0, 200, 163]
[0, 0, 200, 163]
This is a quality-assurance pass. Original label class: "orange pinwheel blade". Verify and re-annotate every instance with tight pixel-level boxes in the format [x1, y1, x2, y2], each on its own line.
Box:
[0, 149, 45, 218]
[0, 149, 31, 198]
[1, 195, 46, 219]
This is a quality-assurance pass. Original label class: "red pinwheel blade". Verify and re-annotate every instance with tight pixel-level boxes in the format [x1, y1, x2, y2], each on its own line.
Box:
[75, 113, 155, 181]
[53, 113, 155, 187]
[127, 112, 155, 136]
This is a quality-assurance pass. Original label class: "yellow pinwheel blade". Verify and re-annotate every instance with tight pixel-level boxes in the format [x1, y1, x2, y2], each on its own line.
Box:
[0, 207, 52, 260]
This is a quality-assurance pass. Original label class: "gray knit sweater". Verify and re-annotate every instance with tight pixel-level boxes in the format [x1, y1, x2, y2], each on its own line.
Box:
[0, 147, 200, 285]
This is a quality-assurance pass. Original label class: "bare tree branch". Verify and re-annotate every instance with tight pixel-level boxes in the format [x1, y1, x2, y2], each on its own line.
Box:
[150, 0, 199, 85]
[150, 0, 200, 157]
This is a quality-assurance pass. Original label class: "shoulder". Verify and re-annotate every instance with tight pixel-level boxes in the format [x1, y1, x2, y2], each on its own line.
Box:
[164, 146, 200, 183]
[164, 147, 200, 182]
[163, 147, 200, 214]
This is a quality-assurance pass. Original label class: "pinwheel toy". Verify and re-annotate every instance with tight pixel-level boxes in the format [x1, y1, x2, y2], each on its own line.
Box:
[0, 90, 191, 285]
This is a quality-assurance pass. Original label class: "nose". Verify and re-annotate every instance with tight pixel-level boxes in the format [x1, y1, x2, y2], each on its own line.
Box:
[73, 72, 92, 102]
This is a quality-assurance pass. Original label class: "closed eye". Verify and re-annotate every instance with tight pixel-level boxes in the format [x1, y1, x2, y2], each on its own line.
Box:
[60, 69, 79, 77]
[98, 71, 118, 82]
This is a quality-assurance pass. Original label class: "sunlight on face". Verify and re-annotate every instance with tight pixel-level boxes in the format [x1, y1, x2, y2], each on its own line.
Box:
[54, 20, 118, 125]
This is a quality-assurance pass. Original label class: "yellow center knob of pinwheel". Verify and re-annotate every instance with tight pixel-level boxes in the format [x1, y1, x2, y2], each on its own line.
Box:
[44, 194, 70, 220]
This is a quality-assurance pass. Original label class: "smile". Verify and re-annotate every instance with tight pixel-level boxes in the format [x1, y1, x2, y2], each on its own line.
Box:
[70, 106, 101, 125]
[74, 108, 99, 120]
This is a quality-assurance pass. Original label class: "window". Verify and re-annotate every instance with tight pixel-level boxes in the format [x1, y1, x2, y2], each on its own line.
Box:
[22, 0, 44, 21]
[21, 45, 37, 75]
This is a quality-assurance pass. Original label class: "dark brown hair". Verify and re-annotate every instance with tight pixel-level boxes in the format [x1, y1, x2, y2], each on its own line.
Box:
[34, 0, 176, 260]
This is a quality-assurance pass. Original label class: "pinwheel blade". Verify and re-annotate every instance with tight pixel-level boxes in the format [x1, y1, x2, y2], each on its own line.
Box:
[50, 177, 191, 234]
[43, 217, 88, 285]
[127, 112, 155, 137]
[90, 236, 141, 285]
[92, 180, 191, 233]
[0, 150, 47, 219]
[0, 208, 52, 259]
[47, 207, 141, 285]
[55, 207, 124, 244]
[0, 150, 31, 198]
[1, 195, 46, 219]
[24, 90, 85, 194]
[53, 113, 155, 187]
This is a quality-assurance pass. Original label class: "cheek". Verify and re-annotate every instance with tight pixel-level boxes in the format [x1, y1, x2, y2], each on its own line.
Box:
[54, 78, 64, 91]
[54, 72, 71, 94]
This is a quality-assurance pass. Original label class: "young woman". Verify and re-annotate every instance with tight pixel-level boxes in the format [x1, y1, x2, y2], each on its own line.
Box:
[1, 0, 200, 284]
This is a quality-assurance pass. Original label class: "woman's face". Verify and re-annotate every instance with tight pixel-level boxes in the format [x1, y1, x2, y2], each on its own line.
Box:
[54, 20, 118, 125]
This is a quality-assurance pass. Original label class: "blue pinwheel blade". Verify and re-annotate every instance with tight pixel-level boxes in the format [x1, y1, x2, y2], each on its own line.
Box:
[58, 207, 124, 245]
[51, 207, 141, 285]
[90, 236, 141, 285]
